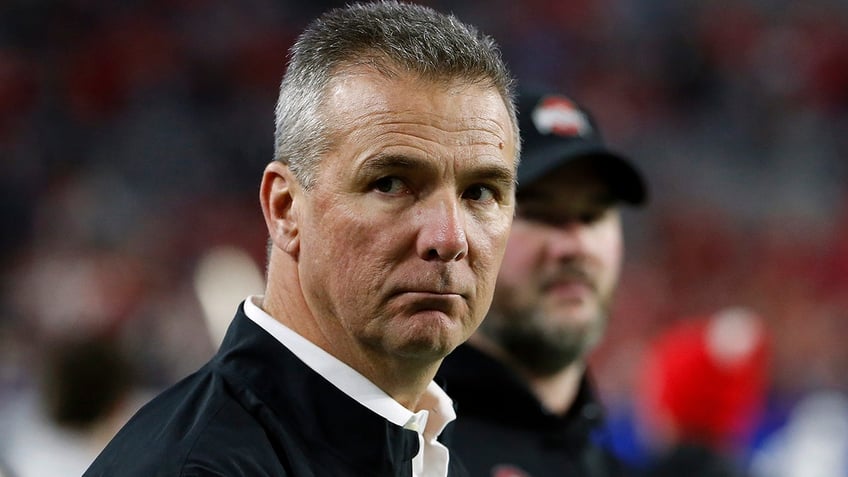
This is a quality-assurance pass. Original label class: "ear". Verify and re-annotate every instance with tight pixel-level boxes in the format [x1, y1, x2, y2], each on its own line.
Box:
[260, 161, 301, 256]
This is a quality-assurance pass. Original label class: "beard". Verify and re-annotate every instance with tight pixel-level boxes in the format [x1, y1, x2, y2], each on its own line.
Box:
[479, 296, 610, 377]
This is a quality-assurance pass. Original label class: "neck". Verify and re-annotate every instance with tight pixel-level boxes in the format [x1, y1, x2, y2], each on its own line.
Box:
[468, 334, 585, 415]
[524, 361, 585, 415]
[354, 355, 442, 410]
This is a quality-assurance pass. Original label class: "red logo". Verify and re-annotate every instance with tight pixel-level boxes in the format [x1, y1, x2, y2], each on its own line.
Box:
[531, 95, 591, 138]
[492, 464, 533, 477]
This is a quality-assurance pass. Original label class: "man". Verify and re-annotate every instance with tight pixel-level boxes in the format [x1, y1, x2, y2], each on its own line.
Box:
[437, 89, 648, 477]
[84, 2, 519, 476]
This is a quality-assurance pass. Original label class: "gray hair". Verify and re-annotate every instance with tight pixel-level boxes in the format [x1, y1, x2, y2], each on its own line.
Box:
[273, 0, 519, 189]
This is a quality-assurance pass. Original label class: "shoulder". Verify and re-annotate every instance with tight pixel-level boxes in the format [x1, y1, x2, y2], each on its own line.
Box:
[181, 396, 284, 473]
[85, 370, 286, 476]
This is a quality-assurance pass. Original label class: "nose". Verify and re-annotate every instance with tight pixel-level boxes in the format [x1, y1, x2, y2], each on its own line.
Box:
[545, 222, 589, 260]
[417, 195, 468, 262]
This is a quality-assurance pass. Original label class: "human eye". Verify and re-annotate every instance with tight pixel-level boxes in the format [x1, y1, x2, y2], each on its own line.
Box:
[371, 176, 409, 195]
[462, 184, 497, 202]
[578, 210, 604, 224]
[461, 164, 514, 205]
[579, 203, 617, 224]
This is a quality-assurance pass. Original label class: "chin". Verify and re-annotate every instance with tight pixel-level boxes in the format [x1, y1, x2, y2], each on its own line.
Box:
[394, 325, 462, 360]
[549, 299, 601, 321]
[548, 309, 596, 329]
[389, 338, 455, 362]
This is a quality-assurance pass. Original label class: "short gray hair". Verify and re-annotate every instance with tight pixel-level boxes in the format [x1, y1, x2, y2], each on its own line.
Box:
[273, 0, 519, 189]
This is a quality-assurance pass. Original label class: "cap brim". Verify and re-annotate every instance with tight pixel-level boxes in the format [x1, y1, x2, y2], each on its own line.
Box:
[518, 142, 647, 206]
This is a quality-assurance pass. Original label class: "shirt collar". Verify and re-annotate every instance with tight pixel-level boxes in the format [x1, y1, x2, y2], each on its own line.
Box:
[243, 295, 456, 436]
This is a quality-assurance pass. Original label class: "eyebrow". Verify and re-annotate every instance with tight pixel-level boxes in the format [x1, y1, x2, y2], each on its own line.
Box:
[469, 163, 516, 191]
[358, 154, 421, 175]
[360, 153, 516, 189]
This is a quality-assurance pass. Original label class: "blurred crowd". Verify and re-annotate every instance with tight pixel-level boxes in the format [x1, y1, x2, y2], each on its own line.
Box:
[1, 0, 847, 475]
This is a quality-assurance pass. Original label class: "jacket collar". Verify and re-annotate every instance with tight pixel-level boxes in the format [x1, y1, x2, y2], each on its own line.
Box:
[212, 304, 420, 474]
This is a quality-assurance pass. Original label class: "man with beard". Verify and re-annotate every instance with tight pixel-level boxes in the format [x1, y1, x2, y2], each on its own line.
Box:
[438, 88, 647, 477]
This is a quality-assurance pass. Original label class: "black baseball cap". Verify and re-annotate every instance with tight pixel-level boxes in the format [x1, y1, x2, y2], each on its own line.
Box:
[516, 89, 647, 205]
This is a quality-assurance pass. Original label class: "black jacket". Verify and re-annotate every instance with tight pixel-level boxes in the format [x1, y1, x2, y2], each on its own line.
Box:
[84, 304, 468, 476]
[437, 344, 624, 477]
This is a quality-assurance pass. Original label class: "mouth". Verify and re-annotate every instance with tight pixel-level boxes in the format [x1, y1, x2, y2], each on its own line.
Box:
[390, 290, 466, 315]
[543, 276, 596, 302]
[544, 265, 596, 291]
[394, 289, 464, 301]
[391, 280, 467, 298]
[547, 281, 591, 296]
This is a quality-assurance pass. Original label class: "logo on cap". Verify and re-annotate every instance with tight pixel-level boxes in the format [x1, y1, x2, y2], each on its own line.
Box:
[492, 464, 532, 477]
[531, 95, 592, 138]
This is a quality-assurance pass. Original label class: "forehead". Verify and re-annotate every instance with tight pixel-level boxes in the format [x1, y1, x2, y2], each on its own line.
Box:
[324, 68, 517, 154]
[517, 160, 616, 211]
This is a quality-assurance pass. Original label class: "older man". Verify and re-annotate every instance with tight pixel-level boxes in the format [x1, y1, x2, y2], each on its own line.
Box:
[84, 2, 519, 476]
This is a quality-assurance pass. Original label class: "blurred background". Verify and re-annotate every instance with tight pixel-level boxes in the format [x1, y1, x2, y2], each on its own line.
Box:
[1, 0, 847, 475]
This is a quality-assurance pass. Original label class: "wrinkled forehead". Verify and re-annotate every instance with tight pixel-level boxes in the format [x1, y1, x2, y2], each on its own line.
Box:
[324, 65, 519, 151]
[322, 68, 517, 157]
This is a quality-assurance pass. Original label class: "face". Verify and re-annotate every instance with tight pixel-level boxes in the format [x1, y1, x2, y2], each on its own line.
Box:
[292, 69, 516, 363]
[477, 161, 624, 375]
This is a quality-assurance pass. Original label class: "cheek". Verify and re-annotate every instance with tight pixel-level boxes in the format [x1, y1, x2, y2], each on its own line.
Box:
[593, 228, 624, 287]
[317, 204, 424, 302]
[317, 214, 395, 278]
[300, 204, 390, 302]
[497, 230, 544, 279]
[470, 214, 514, 278]
[493, 239, 542, 301]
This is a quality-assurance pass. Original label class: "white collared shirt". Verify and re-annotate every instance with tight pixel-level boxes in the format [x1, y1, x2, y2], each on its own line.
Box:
[243, 296, 455, 477]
